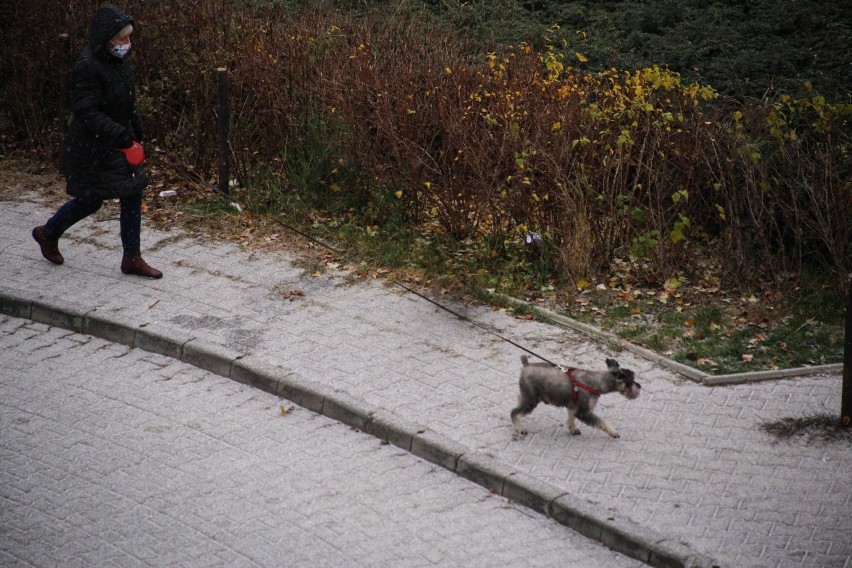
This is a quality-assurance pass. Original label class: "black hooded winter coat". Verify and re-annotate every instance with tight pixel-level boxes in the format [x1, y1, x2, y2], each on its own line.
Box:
[64, 4, 147, 200]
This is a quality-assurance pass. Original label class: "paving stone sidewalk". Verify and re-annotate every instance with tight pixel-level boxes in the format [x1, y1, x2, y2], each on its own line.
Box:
[2, 193, 850, 568]
[1, 315, 642, 568]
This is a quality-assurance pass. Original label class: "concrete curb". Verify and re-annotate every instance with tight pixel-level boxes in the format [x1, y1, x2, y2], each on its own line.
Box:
[495, 292, 842, 386]
[0, 287, 719, 568]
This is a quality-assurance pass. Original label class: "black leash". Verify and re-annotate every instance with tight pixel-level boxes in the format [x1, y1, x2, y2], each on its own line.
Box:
[270, 216, 559, 367]
[389, 278, 559, 366]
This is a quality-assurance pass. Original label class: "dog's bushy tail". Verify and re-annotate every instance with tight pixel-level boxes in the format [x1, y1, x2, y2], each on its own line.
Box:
[520, 355, 529, 366]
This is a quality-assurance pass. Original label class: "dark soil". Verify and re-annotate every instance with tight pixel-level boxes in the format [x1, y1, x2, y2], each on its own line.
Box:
[761, 413, 852, 443]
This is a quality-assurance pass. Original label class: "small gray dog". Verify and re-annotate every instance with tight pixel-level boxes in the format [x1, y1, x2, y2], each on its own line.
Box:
[511, 355, 641, 438]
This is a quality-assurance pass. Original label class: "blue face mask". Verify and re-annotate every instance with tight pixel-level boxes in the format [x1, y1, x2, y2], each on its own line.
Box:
[110, 42, 131, 58]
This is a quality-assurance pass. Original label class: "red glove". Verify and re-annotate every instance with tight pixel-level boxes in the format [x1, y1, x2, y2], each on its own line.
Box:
[118, 141, 145, 166]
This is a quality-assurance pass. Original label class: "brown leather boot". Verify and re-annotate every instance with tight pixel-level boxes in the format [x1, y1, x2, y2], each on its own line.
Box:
[32, 225, 64, 265]
[121, 254, 163, 279]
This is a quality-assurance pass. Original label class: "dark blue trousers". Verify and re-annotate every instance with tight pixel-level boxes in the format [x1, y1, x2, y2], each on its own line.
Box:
[44, 194, 143, 255]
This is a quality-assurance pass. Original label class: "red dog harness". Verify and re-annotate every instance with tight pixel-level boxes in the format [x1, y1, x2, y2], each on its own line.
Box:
[560, 366, 600, 404]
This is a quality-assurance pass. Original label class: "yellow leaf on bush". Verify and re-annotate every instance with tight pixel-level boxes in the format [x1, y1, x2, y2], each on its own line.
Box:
[576, 52, 588, 63]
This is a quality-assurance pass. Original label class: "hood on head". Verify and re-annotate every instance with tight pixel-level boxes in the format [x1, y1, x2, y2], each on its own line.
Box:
[88, 4, 134, 55]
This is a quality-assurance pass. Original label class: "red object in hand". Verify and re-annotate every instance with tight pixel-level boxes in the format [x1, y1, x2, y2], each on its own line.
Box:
[118, 141, 145, 166]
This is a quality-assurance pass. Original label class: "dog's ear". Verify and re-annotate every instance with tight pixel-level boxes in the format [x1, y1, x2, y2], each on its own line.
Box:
[605, 358, 620, 370]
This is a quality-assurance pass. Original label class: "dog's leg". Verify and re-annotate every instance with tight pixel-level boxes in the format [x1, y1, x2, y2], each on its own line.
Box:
[581, 411, 620, 438]
[566, 407, 582, 435]
[511, 395, 538, 436]
[511, 412, 526, 436]
[510, 410, 528, 436]
[597, 418, 620, 438]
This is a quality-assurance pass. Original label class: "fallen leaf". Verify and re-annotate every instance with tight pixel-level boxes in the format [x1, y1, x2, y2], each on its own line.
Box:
[282, 289, 305, 301]
[741, 354, 754, 363]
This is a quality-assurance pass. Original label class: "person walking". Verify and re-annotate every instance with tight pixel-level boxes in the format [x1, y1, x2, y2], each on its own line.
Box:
[32, 4, 162, 279]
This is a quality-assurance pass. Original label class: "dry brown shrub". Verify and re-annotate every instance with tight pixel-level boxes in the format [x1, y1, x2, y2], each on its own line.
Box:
[1, 1, 848, 289]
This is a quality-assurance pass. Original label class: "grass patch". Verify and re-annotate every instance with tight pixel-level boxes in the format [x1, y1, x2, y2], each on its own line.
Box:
[181, 196, 243, 219]
[575, 280, 843, 375]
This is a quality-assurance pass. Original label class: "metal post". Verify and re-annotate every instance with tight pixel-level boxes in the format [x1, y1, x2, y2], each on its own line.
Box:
[842, 273, 852, 427]
[216, 67, 230, 196]
[58, 33, 71, 173]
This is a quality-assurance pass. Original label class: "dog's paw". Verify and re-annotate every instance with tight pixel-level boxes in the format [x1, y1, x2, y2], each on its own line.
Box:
[570, 429, 582, 436]
[513, 429, 528, 438]
[610, 432, 621, 439]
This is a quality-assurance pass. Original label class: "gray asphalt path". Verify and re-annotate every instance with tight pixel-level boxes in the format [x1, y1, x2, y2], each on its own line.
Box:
[1, 185, 850, 568]
[1, 315, 641, 568]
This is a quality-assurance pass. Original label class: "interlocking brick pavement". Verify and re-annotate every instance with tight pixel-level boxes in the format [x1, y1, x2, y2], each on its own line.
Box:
[2, 190, 850, 567]
[0, 316, 642, 568]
